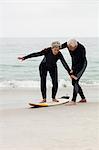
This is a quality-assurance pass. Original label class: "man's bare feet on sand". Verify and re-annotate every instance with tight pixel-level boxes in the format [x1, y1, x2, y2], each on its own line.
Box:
[66, 101, 76, 106]
[78, 99, 87, 103]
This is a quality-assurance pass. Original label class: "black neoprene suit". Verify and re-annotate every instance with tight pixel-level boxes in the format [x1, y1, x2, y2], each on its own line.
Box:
[61, 42, 87, 102]
[23, 47, 71, 99]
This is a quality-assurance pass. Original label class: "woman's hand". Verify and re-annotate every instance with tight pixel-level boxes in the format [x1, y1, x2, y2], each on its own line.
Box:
[70, 75, 78, 80]
[70, 69, 73, 74]
[18, 57, 25, 61]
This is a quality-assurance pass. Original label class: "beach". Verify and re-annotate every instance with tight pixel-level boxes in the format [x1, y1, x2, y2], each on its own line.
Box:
[0, 86, 99, 150]
[0, 0, 99, 149]
[0, 37, 99, 149]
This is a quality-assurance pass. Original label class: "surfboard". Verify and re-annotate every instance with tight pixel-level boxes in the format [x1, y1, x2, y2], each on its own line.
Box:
[29, 99, 69, 108]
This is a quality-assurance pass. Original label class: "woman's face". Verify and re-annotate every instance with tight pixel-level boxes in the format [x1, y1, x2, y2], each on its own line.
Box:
[52, 47, 60, 55]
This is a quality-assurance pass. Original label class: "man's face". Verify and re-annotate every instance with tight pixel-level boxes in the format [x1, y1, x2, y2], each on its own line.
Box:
[52, 47, 60, 55]
[67, 44, 78, 51]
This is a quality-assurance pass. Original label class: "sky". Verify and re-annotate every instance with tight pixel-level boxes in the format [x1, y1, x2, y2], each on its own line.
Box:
[0, 0, 99, 37]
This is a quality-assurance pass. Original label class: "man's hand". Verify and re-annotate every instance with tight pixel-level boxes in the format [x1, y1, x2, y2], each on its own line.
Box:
[18, 57, 25, 61]
[70, 75, 78, 80]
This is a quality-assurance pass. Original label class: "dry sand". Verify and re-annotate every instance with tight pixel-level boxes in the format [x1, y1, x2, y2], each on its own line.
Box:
[0, 86, 99, 150]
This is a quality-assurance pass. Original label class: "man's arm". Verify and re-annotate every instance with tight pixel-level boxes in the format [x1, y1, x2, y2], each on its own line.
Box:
[81, 46, 86, 60]
[60, 42, 67, 49]
[72, 46, 86, 73]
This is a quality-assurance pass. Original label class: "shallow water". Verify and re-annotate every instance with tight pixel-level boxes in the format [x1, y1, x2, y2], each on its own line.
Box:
[0, 37, 99, 88]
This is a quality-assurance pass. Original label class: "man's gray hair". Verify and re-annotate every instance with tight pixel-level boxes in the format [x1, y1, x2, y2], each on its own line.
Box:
[67, 39, 78, 47]
[51, 41, 60, 48]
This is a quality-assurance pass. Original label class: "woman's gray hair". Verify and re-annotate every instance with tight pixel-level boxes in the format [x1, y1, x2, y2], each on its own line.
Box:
[51, 41, 60, 48]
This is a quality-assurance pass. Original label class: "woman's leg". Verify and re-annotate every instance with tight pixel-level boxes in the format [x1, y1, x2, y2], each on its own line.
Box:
[49, 67, 58, 100]
[39, 65, 47, 100]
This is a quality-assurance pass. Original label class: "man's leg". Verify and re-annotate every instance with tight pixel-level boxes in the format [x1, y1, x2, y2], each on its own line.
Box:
[76, 60, 87, 102]
[49, 67, 58, 102]
[65, 79, 77, 105]
[71, 78, 86, 103]
[39, 65, 47, 102]
[72, 79, 79, 102]
[78, 84, 85, 99]
[67, 60, 87, 105]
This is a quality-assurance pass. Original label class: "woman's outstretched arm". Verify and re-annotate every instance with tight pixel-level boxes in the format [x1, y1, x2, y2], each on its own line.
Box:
[18, 47, 50, 61]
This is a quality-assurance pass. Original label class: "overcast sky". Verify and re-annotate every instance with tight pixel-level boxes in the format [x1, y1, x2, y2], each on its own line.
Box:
[0, 0, 99, 37]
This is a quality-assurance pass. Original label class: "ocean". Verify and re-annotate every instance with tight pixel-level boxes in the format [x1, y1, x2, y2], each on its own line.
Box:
[0, 37, 99, 88]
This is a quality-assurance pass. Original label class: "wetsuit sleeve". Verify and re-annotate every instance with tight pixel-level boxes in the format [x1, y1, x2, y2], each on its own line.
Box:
[59, 53, 71, 75]
[81, 46, 86, 60]
[72, 46, 86, 74]
[60, 42, 67, 49]
[23, 48, 50, 60]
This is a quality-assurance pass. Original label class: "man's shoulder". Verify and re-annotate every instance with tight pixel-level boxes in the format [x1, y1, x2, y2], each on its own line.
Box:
[78, 42, 85, 49]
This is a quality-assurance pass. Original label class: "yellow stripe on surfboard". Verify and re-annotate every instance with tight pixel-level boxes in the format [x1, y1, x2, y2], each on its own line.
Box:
[29, 103, 48, 107]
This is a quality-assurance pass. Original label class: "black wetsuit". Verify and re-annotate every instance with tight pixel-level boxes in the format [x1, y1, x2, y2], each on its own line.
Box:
[61, 42, 87, 102]
[23, 47, 71, 99]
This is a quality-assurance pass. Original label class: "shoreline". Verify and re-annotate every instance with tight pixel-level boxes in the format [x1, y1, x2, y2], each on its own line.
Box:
[0, 85, 99, 110]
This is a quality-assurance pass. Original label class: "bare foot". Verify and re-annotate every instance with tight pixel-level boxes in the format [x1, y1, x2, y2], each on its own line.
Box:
[52, 99, 59, 102]
[40, 99, 46, 103]
[66, 101, 76, 106]
[78, 99, 87, 103]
